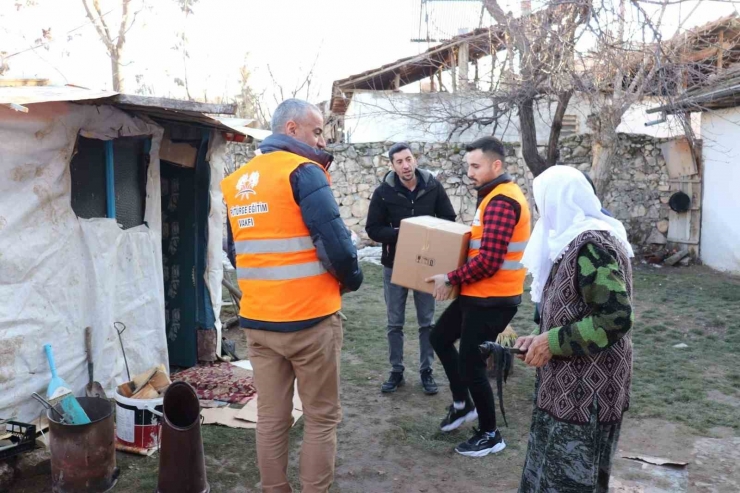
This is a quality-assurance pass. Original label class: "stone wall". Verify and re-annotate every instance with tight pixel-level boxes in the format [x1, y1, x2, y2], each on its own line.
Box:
[226, 133, 673, 250]
[558, 134, 673, 249]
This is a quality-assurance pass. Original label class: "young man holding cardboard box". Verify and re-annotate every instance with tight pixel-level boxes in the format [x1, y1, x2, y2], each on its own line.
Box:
[366, 143, 456, 395]
[426, 136, 531, 457]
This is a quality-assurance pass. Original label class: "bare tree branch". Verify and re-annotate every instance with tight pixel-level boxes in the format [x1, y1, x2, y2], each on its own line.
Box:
[92, 0, 114, 48]
[81, 0, 115, 53]
[116, 0, 131, 52]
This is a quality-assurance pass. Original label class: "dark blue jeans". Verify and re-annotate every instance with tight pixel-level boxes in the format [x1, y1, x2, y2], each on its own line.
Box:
[383, 267, 435, 374]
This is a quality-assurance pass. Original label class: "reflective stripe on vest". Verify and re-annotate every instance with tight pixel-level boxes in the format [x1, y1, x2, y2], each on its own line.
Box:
[501, 260, 524, 270]
[237, 261, 327, 281]
[234, 236, 314, 255]
[467, 240, 529, 265]
[468, 239, 528, 252]
[464, 257, 525, 270]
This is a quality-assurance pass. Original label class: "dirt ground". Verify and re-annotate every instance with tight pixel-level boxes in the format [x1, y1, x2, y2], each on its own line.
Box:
[7, 263, 740, 492]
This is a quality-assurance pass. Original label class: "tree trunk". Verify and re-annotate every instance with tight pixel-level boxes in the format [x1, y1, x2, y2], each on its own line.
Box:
[590, 137, 618, 199]
[546, 91, 573, 166]
[111, 50, 123, 92]
[518, 98, 548, 177]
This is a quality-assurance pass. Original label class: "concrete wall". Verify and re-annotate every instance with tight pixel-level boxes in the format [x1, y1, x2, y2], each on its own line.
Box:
[699, 108, 740, 273]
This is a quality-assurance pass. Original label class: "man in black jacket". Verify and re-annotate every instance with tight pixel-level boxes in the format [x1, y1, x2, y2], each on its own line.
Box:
[366, 143, 456, 394]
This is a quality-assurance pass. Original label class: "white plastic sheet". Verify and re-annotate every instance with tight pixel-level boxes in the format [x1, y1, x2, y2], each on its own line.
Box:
[0, 102, 168, 423]
[205, 131, 226, 356]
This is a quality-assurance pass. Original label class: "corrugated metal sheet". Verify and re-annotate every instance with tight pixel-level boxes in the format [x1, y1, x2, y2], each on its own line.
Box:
[0, 85, 116, 105]
[0, 85, 244, 135]
[217, 117, 272, 141]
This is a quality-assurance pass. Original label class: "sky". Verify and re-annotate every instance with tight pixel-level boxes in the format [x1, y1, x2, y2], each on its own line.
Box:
[2, 0, 738, 121]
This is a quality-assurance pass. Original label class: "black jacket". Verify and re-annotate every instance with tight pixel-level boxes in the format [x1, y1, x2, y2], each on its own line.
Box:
[226, 134, 363, 332]
[365, 169, 456, 268]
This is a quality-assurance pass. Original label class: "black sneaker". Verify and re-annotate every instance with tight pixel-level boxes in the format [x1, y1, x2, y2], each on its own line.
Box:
[439, 402, 478, 432]
[381, 372, 405, 393]
[420, 370, 438, 395]
[455, 428, 506, 457]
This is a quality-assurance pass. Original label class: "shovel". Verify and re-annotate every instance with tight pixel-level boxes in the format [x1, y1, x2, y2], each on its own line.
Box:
[84, 327, 106, 398]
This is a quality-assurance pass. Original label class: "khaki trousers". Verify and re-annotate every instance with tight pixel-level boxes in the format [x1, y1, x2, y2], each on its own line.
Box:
[246, 314, 343, 493]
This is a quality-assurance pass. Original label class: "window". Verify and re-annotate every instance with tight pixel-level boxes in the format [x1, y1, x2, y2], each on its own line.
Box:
[69, 135, 150, 229]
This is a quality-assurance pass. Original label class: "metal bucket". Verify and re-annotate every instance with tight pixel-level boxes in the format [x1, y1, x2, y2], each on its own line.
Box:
[47, 397, 119, 493]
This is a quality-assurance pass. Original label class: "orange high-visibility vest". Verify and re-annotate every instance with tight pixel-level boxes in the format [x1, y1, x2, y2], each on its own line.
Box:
[221, 151, 341, 322]
[460, 181, 531, 298]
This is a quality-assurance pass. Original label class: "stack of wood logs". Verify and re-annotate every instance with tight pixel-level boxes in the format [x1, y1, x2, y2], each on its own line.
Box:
[117, 365, 171, 399]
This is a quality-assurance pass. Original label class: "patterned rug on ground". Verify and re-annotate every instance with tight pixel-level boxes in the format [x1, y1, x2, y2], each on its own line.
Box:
[172, 362, 256, 404]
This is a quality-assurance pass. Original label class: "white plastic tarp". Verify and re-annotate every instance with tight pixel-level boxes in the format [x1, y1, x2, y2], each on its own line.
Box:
[0, 102, 168, 423]
[206, 131, 226, 355]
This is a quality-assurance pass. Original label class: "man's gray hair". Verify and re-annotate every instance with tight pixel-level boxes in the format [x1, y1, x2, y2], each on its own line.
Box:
[271, 98, 321, 134]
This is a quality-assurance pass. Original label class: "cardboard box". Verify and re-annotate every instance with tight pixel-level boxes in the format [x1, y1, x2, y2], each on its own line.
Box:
[391, 216, 471, 296]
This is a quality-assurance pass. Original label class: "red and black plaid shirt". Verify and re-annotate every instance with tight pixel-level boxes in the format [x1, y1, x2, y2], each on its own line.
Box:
[447, 199, 518, 286]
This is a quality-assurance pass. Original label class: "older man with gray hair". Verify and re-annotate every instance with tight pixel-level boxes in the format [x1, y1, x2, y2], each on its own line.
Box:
[223, 98, 363, 493]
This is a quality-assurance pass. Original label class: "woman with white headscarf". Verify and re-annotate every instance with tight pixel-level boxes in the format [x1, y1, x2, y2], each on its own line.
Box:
[514, 165, 635, 493]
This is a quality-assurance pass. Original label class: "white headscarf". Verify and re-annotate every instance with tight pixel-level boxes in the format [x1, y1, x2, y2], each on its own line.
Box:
[522, 166, 634, 303]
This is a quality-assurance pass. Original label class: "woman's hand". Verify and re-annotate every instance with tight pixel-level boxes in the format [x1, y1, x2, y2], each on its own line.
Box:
[513, 335, 536, 361]
[523, 333, 553, 368]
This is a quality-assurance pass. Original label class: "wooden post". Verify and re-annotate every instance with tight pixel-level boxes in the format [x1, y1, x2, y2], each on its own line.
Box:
[681, 41, 688, 92]
[450, 48, 458, 92]
[393, 73, 401, 91]
[458, 42, 470, 91]
[718, 30, 725, 72]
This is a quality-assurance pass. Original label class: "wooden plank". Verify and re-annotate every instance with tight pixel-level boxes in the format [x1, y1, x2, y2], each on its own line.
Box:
[668, 181, 691, 242]
[458, 42, 470, 91]
[660, 138, 698, 178]
[159, 128, 197, 168]
[668, 178, 702, 184]
[680, 41, 733, 63]
[392, 73, 401, 91]
[668, 210, 691, 242]
[718, 30, 725, 70]
[667, 238, 700, 245]
[668, 180, 702, 243]
[690, 209, 702, 243]
[110, 94, 236, 115]
[0, 78, 49, 87]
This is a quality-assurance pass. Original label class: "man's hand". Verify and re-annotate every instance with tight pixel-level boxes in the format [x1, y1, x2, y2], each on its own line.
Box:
[523, 333, 553, 368]
[513, 335, 536, 361]
[425, 274, 453, 301]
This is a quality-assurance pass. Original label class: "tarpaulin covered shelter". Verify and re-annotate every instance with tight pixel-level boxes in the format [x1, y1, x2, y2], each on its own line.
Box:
[0, 81, 246, 422]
